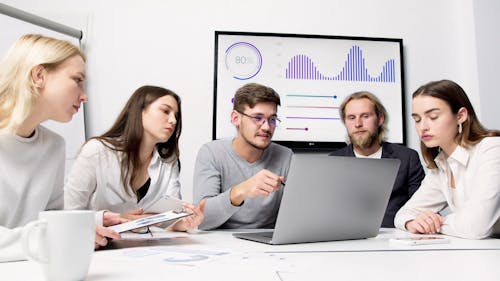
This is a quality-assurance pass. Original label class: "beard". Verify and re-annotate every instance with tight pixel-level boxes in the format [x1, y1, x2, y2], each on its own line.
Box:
[244, 134, 271, 150]
[248, 140, 270, 150]
[240, 128, 272, 150]
[349, 131, 378, 149]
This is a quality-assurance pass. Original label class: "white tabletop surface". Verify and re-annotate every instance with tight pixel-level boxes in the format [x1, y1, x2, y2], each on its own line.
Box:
[2, 228, 500, 281]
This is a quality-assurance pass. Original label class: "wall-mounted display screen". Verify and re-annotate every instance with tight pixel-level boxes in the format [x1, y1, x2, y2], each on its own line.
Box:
[213, 31, 406, 150]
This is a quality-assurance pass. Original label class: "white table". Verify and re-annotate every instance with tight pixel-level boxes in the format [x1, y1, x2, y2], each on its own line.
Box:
[2, 229, 500, 281]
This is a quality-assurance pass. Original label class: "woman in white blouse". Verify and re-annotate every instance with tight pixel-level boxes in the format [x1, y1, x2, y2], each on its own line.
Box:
[64, 85, 204, 231]
[394, 79, 500, 239]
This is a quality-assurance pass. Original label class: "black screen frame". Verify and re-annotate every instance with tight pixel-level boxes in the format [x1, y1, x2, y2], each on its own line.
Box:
[213, 31, 406, 151]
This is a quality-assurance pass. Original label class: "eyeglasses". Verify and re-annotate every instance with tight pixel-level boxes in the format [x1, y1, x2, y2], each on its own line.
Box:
[236, 110, 281, 128]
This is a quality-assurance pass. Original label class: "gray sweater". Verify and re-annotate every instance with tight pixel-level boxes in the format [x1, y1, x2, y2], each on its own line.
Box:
[0, 126, 64, 262]
[193, 139, 292, 230]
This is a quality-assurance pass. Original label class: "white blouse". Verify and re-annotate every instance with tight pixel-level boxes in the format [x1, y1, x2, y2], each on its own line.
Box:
[64, 139, 181, 213]
[395, 137, 500, 239]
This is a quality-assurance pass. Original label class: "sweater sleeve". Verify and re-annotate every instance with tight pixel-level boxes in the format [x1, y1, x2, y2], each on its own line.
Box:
[0, 226, 26, 262]
[193, 144, 240, 230]
[47, 143, 65, 211]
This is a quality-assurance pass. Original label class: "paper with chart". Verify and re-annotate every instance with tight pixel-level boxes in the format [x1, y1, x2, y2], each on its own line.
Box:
[108, 211, 191, 233]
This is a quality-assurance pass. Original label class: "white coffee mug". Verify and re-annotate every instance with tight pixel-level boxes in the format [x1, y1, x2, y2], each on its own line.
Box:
[22, 210, 95, 281]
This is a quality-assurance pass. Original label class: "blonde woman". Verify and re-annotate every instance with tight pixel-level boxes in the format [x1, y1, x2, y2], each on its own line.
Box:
[0, 34, 121, 262]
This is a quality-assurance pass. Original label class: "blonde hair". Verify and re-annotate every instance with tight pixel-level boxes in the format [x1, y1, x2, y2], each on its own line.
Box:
[0, 34, 85, 133]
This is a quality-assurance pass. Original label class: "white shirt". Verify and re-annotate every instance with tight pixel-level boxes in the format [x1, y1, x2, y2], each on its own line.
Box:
[64, 139, 181, 213]
[395, 137, 500, 239]
[0, 126, 65, 262]
[353, 146, 383, 158]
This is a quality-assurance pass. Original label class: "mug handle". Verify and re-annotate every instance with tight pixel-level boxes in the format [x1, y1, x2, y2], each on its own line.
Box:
[21, 219, 49, 263]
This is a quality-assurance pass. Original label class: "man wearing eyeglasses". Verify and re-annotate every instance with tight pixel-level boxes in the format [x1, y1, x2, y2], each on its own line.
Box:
[193, 83, 293, 230]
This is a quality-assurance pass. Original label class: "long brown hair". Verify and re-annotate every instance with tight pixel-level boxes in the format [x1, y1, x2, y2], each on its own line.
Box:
[412, 79, 500, 169]
[93, 85, 182, 194]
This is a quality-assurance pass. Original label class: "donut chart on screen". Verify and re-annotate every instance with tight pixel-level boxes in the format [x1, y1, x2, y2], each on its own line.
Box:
[225, 42, 263, 80]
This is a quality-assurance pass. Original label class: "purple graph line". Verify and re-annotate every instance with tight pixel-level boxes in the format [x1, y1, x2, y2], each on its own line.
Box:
[286, 127, 309, 131]
[287, 105, 339, 109]
[286, 116, 340, 120]
[285, 45, 396, 82]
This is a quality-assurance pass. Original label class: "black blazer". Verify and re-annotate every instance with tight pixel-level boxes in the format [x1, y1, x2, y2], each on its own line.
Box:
[329, 142, 425, 227]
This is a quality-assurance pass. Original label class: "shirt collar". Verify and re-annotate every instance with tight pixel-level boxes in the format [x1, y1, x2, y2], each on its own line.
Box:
[435, 145, 470, 169]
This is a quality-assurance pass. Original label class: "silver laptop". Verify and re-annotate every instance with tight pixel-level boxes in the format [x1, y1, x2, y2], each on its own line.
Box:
[233, 154, 400, 245]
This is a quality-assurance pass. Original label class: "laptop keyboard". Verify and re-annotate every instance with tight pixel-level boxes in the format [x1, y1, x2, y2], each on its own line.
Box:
[260, 231, 274, 238]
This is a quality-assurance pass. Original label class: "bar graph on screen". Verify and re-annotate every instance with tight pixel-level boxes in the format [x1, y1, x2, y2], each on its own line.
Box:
[285, 46, 396, 83]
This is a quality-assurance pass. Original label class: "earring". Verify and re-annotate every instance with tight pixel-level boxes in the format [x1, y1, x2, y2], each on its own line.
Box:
[458, 123, 463, 134]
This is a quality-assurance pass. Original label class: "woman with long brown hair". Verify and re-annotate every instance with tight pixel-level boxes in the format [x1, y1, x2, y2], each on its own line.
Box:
[395, 79, 500, 239]
[65, 85, 204, 231]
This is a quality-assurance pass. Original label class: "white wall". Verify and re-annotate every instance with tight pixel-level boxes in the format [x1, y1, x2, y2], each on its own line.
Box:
[473, 0, 500, 129]
[3, 0, 496, 202]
